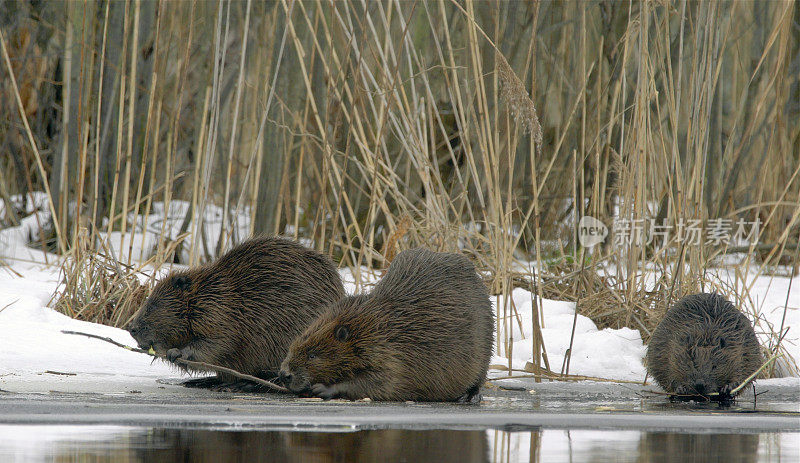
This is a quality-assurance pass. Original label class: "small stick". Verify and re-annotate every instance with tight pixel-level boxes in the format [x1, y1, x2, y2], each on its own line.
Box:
[488, 372, 644, 385]
[61, 330, 288, 392]
[0, 299, 19, 315]
[729, 352, 782, 396]
[45, 370, 77, 376]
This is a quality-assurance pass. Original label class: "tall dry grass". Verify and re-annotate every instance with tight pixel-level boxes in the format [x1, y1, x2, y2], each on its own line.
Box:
[1, 1, 798, 377]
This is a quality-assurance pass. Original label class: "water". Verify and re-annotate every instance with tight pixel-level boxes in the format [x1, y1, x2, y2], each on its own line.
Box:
[0, 425, 796, 462]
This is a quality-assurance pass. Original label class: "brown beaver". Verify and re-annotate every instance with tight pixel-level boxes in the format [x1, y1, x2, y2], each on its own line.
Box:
[127, 236, 345, 391]
[278, 248, 494, 402]
[646, 293, 762, 401]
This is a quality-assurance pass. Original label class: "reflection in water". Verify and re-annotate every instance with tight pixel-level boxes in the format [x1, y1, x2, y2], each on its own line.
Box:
[135, 428, 489, 462]
[0, 425, 796, 462]
[280, 429, 488, 462]
[487, 430, 796, 463]
[637, 433, 759, 463]
[0, 427, 489, 463]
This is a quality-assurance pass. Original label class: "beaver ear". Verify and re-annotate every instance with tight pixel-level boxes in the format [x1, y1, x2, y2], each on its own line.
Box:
[334, 325, 350, 342]
[173, 275, 191, 291]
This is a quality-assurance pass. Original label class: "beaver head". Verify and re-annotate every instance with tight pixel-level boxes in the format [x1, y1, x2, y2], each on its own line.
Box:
[666, 325, 746, 396]
[127, 272, 195, 354]
[278, 295, 377, 393]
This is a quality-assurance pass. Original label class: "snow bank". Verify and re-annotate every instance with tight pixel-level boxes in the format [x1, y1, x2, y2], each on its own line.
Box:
[0, 264, 176, 391]
[489, 288, 647, 381]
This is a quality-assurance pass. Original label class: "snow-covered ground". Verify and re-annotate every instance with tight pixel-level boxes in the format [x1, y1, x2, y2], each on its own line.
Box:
[489, 288, 647, 380]
[0, 263, 177, 393]
[1, 249, 797, 394]
[0, 197, 798, 394]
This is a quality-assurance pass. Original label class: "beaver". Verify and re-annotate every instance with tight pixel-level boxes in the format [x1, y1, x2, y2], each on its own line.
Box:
[646, 293, 762, 401]
[278, 248, 494, 402]
[127, 236, 345, 391]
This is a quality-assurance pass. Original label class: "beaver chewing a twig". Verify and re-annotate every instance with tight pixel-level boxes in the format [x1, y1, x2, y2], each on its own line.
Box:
[279, 248, 494, 402]
[127, 236, 345, 392]
[646, 293, 762, 402]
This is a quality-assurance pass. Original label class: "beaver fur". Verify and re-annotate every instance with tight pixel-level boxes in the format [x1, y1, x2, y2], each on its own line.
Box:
[646, 293, 762, 400]
[127, 236, 345, 391]
[279, 248, 494, 402]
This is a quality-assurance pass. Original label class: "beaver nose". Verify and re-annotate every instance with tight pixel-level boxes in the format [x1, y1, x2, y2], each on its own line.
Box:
[278, 370, 292, 386]
[127, 322, 151, 349]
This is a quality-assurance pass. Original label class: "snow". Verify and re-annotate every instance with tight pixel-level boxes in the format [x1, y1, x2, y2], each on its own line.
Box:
[0, 198, 797, 394]
[489, 288, 648, 381]
[0, 263, 178, 392]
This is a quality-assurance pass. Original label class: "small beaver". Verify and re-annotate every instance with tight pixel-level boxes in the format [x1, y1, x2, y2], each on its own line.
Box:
[646, 293, 762, 401]
[279, 248, 494, 402]
[127, 236, 345, 391]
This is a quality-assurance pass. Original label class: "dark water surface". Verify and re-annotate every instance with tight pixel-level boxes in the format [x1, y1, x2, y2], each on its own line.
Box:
[0, 425, 796, 462]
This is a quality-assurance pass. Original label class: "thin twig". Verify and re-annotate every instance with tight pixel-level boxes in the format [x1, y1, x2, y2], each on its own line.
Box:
[61, 330, 288, 392]
[730, 352, 782, 396]
[488, 369, 644, 385]
[0, 299, 19, 315]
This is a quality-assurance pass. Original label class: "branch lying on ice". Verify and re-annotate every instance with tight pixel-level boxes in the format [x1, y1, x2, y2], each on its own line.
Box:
[60, 330, 288, 392]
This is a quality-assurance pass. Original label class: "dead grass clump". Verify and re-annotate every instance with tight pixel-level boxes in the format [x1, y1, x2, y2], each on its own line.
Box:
[50, 229, 152, 328]
[524, 264, 693, 343]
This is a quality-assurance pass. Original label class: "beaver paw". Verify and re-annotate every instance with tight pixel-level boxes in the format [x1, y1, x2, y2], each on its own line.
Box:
[166, 348, 182, 363]
[166, 346, 196, 364]
[457, 392, 482, 404]
[311, 383, 338, 400]
[457, 383, 482, 404]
